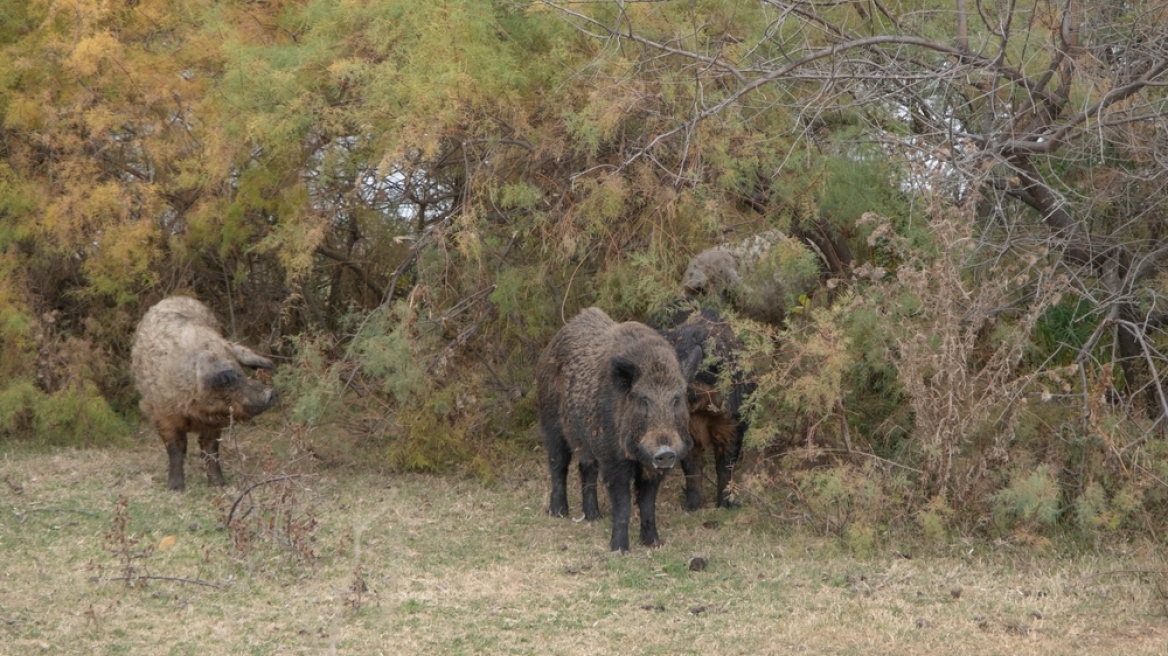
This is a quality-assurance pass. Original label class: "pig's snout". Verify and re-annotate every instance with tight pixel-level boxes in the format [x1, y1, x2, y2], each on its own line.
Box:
[653, 446, 677, 469]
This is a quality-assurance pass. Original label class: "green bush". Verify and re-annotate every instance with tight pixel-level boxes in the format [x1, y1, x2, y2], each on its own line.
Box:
[992, 464, 1061, 535]
[0, 378, 131, 447]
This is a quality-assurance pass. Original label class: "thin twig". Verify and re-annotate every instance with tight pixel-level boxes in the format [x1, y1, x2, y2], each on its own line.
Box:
[808, 448, 926, 476]
[20, 507, 99, 517]
[1086, 569, 1167, 579]
[427, 303, 497, 375]
[104, 575, 222, 589]
[226, 475, 307, 526]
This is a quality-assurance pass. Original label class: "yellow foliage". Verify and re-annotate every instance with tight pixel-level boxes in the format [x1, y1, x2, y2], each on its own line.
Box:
[3, 96, 44, 131]
[83, 219, 162, 299]
[83, 106, 117, 137]
[84, 182, 129, 225]
[262, 212, 331, 283]
[66, 32, 124, 78]
[589, 77, 646, 144]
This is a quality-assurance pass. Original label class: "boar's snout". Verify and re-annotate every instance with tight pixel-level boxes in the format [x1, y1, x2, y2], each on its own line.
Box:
[640, 430, 687, 470]
[240, 386, 279, 417]
[653, 446, 677, 469]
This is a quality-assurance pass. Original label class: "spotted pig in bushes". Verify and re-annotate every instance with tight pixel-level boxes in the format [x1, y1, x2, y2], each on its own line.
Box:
[131, 296, 278, 491]
[537, 307, 702, 552]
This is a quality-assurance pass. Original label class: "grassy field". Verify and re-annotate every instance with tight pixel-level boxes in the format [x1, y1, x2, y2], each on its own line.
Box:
[1, 428, 1166, 655]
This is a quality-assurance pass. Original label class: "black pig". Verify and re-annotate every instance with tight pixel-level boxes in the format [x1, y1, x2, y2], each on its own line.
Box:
[537, 307, 702, 551]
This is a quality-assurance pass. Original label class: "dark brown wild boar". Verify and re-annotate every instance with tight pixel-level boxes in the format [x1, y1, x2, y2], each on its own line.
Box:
[131, 296, 278, 491]
[657, 308, 755, 510]
[537, 307, 702, 552]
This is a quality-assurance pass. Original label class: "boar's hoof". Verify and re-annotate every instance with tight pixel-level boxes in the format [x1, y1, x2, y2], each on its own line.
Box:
[653, 447, 677, 469]
[684, 491, 704, 512]
[206, 464, 226, 487]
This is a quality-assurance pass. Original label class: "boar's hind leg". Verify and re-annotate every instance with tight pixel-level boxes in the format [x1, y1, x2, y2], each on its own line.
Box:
[713, 419, 746, 508]
[162, 429, 188, 491]
[635, 467, 665, 547]
[198, 429, 227, 487]
[544, 430, 571, 517]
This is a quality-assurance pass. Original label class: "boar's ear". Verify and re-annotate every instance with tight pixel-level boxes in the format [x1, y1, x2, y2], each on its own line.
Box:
[611, 356, 639, 394]
[679, 344, 704, 382]
[230, 344, 275, 370]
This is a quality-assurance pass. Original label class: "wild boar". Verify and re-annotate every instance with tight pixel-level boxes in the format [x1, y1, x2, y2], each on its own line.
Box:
[537, 307, 702, 552]
[683, 230, 820, 326]
[657, 308, 755, 509]
[131, 296, 278, 491]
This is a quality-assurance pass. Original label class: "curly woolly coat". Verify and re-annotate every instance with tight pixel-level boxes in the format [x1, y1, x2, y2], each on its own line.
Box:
[132, 296, 278, 490]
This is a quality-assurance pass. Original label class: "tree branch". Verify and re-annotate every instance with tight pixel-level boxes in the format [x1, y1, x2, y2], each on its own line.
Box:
[1001, 58, 1168, 153]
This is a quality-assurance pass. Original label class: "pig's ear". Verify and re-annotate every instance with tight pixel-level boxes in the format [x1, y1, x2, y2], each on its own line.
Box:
[230, 344, 274, 370]
[611, 356, 639, 393]
[679, 344, 704, 382]
[194, 352, 241, 390]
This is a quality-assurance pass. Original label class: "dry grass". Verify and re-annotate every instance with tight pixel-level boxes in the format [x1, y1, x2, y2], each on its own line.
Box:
[1, 428, 1166, 655]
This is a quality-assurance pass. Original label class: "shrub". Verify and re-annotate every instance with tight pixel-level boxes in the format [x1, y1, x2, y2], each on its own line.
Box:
[992, 464, 1061, 536]
[858, 200, 1066, 503]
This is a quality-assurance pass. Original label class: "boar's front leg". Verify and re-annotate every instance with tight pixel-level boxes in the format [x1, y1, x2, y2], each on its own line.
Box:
[681, 452, 705, 511]
[198, 429, 227, 487]
[605, 464, 634, 552]
[635, 467, 665, 547]
[714, 444, 738, 508]
[161, 428, 188, 491]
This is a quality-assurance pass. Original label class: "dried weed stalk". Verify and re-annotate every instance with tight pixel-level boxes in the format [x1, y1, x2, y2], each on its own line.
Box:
[102, 495, 154, 587]
[93, 496, 221, 590]
[859, 196, 1069, 500]
[217, 473, 319, 567]
[210, 417, 322, 569]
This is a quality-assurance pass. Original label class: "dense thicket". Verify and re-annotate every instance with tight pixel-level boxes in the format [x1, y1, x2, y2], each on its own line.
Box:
[3, 0, 1168, 541]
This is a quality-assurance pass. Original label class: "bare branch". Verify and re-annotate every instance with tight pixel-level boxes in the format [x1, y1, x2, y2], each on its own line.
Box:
[540, 0, 748, 84]
[1001, 58, 1168, 153]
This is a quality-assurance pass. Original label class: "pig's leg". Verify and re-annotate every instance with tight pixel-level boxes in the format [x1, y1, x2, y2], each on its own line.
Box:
[635, 466, 666, 547]
[605, 463, 634, 552]
[544, 427, 572, 517]
[579, 459, 601, 520]
[160, 427, 188, 491]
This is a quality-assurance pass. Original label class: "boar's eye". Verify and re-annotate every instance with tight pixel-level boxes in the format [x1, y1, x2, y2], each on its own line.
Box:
[205, 368, 240, 389]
